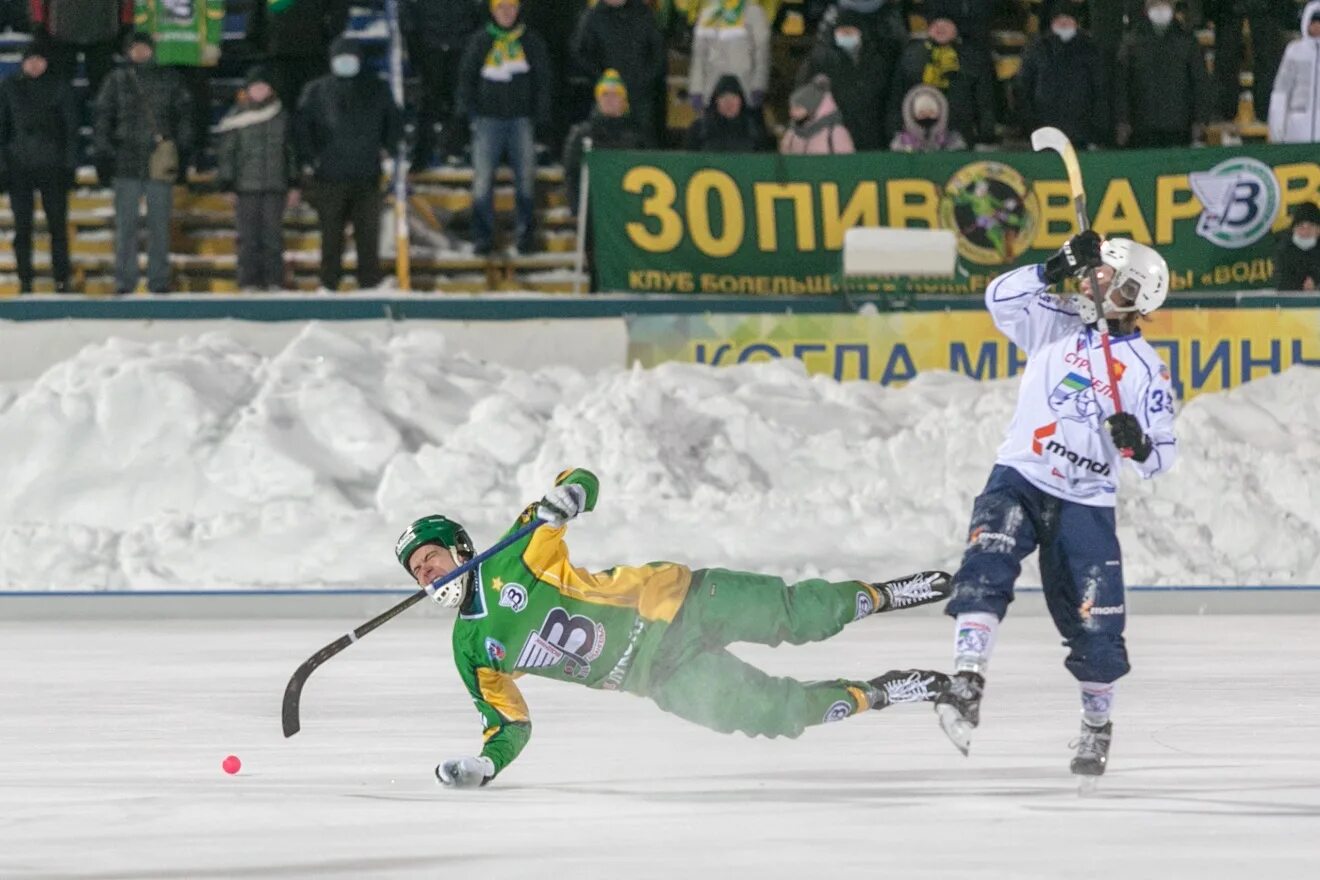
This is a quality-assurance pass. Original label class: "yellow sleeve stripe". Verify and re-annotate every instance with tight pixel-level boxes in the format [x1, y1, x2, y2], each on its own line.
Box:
[477, 668, 530, 724]
[847, 685, 872, 713]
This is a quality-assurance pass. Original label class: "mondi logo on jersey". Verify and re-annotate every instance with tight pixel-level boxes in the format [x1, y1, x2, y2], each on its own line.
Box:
[1031, 422, 1112, 475]
[1189, 157, 1280, 248]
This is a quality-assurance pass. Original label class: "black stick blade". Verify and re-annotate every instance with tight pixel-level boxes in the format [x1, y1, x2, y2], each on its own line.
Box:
[282, 634, 351, 737]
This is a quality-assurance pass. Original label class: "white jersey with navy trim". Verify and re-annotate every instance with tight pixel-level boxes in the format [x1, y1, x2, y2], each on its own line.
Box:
[986, 264, 1178, 507]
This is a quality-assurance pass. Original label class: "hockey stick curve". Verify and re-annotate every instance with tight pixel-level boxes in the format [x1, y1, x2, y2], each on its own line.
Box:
[1030, 126, 1124, 414]
[281, 519, 544, 738]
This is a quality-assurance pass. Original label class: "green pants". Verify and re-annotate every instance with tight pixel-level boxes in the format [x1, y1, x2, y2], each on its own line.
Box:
[639, 568, 879, 738]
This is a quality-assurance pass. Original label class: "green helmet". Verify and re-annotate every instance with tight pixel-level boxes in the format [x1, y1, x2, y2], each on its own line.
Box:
[395, 515, 474, 574]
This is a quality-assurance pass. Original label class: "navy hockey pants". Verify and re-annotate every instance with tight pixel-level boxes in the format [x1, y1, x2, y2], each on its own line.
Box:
[946, 466, 1130, 683]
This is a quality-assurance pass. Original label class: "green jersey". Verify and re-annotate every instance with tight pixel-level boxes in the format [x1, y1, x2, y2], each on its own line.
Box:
[135, 0, 225, 67]
[450, 468, 693, 778]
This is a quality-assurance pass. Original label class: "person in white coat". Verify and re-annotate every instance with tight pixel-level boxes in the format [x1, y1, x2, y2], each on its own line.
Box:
[687, 0, 771, 114]
[1268, 1, 1320, 143]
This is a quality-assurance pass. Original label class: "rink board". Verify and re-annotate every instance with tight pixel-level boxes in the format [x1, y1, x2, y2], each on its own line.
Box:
[2, 586, 1318, 620]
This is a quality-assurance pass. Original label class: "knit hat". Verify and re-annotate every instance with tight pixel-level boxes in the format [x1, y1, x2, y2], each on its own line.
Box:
[490, 0, 519, 11]
[245, 64, 273, 87]
[789, 74, 830, 118]
[125, 30, 154, 52]
[594, 68, 629, 111]
[1291, 201, 1320, 227]
[330, 35, 362, 59]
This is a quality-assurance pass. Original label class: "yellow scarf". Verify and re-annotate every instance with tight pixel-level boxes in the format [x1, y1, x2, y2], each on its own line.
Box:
[922, 43, 960, 90]
[699, 0, 746, 30]
[483, 23, 529, 82]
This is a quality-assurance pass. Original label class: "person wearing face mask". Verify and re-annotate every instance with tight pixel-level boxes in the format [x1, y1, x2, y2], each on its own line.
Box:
[1115, 0, 1213, 147]
[1267, 1, 1320, 143]
[294, 36, 404, 291]
[779, 73, 855, 154]
[1015, 0, 1107, 149]
[892, 15, 996, 146]
[889, 83, 967, 151]
[1273, 201, 1320, 291]
[794, 9, 894, 150]
[246, 0, 350, 108]
[93, 31, 193, 294]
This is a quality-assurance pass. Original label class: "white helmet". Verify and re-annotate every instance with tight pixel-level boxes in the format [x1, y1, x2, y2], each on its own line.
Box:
[1071, 238, 1169, 324]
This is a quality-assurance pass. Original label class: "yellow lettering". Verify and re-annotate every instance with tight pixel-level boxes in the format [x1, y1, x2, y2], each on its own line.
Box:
[884, 179, 940, 228]
[1247, 258, 1272, 284]
[1030, 180, 1077, 250]
[1154, 175, 1201, 245]
[686, 170, 745, 258]
[821, 182, 880, 249]
[1273, 163, 1320, 232]
[1092, 179, 1153, 243]
[753, 182, 816, 252]
[622, 166, 682, 253]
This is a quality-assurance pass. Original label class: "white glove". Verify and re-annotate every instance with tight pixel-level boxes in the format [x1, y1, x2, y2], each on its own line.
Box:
[436, 755, 495, 789]
[537, 483, 587, 527]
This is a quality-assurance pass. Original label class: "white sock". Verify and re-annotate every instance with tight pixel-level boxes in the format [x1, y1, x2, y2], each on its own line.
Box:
[1079, 681, 1115, 727]
[953, 612, 999, 673]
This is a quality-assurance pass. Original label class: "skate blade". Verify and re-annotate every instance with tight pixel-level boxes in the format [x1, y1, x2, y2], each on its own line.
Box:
[1076, 776, 1100, 797]
[936, 704, 972, 756]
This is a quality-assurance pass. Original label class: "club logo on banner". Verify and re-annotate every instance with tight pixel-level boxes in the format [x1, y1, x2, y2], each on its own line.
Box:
[1189, 157, 1281, 249]
[939, 162, 1040, 265]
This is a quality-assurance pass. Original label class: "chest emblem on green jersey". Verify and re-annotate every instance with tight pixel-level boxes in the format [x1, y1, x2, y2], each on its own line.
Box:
[515, 608, 606, 680]
[498, 582, 528, 613]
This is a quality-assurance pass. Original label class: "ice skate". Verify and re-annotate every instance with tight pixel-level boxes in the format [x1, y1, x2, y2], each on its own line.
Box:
[871, 570, 952, 612]
[1070, 720, 1113, 789]
[934, 670, 984, 756]
[869, 669, 950, 709]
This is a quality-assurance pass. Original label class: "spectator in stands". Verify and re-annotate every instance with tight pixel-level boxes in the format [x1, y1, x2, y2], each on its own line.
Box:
[892, 15, 996, 146]
[684, 73, 771, 151]
[134, 0, 225, 174]
[1015, 0, 1107, 149]
[779, 73, 854, 154]
[1115, 0, 1212, 147]
[794, 8, 894, 150]
[571, 0, 665, 146]
[0, 36, 78, 293]
[1212, 0, 1289, 124]
[1268, 1, 1320, 143]
[93, 31, 193, 295]
[456, 0, 551, 257]
[1273, 201, 1320, 291]
[402, 0, 481, 168]
[295, 36, 402, 291]
[522, 0, 585, 156]
[923, 0, 992, 51]
[563, 69, 647, 213]
[889, 83, 967, 152]
[28, 0, 132, 104]
[688, 0, 771, 116]
[247, 0, 349, 108]
[217, 66, 298, 292]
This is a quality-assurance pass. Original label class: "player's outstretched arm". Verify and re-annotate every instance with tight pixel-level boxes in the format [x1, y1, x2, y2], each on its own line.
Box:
[439, 657, 532, 789]
[536, 467, 599, 527]
[985, 232, 1099, 353]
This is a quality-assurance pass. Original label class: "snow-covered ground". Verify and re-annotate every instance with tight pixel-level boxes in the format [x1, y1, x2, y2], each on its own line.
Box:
[2, 615, 1317, 878]
[0, 324, 1316, 591]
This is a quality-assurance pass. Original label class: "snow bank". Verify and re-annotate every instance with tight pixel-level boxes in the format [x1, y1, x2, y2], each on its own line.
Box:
[0, 324, 1315, 590]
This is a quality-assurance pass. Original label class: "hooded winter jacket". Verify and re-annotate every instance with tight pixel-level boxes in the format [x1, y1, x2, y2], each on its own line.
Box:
[683, 75, 771, 152]
[889, 83, 966, 152]
[1268, 1, 1320, 143]
[780, 91, 855, 154]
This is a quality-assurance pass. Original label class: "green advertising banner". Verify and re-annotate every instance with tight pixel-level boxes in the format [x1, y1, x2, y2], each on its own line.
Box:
[589, 145, 1320, 295]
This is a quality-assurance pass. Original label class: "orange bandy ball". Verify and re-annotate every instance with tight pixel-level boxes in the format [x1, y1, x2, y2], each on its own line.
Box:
[222, 755, 242, 775]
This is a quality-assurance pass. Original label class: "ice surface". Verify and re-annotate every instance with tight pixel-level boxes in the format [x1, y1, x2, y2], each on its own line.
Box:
[0, 325, 1316, 590]
[1, 615, 1317, 878]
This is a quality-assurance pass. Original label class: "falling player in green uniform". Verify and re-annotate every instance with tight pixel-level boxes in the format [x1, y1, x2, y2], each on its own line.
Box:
[398, 467, 953, 788]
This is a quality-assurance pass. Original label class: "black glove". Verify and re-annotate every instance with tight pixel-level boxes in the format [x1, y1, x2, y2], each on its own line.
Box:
[1104, 412, 1152, 462]
[1043, 230, 1103, 285]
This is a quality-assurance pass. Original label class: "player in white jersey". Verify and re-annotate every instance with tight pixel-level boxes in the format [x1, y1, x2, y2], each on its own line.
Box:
[934, 230, 1177, 779]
